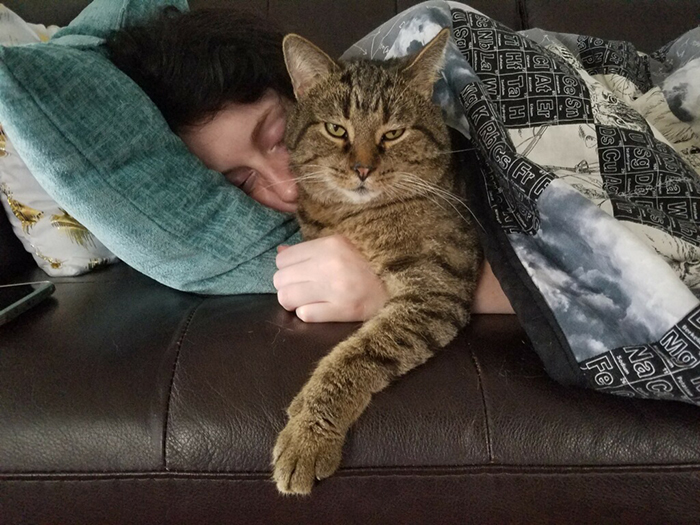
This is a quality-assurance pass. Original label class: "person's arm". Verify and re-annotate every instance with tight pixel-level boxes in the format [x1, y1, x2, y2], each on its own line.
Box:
[471, 260, 515, 314]
[274, 234, 513, 323]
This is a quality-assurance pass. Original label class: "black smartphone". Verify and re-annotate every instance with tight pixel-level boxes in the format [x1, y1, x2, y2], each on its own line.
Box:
[0, 281, 55, 327]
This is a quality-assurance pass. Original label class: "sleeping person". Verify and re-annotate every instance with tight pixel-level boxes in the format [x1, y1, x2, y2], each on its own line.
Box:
[105, 6, 514, 322]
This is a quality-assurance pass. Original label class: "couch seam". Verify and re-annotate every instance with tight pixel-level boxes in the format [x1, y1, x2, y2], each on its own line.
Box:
[518, 0, 530, 30]
[469, 349, 493, 463]
[3, 464, 700, 482]
[162, 298, 206, 471]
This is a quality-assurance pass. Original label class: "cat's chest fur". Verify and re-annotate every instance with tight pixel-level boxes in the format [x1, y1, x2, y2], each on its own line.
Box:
[296, 183, 464, 274]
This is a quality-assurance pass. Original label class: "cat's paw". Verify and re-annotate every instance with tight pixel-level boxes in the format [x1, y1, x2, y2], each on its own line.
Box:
[272, 413, 344, 495]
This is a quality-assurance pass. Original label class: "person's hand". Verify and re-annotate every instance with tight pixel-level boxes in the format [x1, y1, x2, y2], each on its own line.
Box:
[273, 235, 388, 323]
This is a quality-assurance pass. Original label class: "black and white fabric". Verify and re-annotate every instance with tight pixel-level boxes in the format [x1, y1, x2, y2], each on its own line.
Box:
[344, 1, 700, 405]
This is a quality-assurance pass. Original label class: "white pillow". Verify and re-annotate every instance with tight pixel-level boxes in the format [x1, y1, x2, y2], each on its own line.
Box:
[0, 4, 119, 275]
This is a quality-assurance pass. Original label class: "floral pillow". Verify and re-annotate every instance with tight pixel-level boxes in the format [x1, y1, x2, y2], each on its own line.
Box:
[0, 4, 118, 275]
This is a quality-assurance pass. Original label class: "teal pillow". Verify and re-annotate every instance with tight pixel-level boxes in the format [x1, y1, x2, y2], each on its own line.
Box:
[53, 0, 188, 40]
[0, 0, 300, 294]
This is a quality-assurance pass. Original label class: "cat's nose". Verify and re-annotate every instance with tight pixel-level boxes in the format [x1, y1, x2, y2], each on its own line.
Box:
[353, 163, 373, 181]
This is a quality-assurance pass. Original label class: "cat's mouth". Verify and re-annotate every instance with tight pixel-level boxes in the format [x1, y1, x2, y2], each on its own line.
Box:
[336, 183, 379, 204]
[352, 181, 379, 199]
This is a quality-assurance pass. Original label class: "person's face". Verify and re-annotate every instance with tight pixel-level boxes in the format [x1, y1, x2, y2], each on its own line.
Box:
[178, 90, 298, 213]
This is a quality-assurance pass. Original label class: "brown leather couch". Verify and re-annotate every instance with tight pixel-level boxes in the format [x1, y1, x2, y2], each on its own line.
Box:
[2, 1, 700, 523]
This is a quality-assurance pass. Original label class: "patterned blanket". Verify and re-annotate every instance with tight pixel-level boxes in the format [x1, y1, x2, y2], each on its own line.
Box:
[344, 1, 700, 405]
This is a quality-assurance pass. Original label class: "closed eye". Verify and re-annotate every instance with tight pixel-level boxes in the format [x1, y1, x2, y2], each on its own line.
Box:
[225, 168, 257, 194]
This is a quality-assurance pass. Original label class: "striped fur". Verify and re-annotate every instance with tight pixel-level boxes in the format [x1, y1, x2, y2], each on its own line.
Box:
[273, 29, 482, 495]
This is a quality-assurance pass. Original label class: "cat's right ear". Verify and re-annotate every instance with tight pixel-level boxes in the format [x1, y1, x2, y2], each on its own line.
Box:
[401, 28, 450, 99]
[283, 34, 338, 99]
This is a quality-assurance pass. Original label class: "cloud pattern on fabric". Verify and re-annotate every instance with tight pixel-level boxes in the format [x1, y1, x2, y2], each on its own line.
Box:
[663, 58, 700, 128]
[649, 26, 700, 128]
[512, 180, 699, 361]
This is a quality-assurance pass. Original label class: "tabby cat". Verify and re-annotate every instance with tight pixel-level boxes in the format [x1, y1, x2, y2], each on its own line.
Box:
[274, 28, 482, 495]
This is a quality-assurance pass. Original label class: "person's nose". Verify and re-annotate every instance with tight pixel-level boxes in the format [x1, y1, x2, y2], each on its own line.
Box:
[260, 146, 298, 204]
[272, 170, 298, 204]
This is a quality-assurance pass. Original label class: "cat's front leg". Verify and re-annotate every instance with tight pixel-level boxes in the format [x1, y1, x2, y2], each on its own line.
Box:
[272, 341, 377, 495]
[271, 283, 457, 495]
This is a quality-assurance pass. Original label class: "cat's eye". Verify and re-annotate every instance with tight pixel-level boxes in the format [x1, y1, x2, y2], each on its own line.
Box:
[324, 122, 347, 139]
[382, 129, 405, 141]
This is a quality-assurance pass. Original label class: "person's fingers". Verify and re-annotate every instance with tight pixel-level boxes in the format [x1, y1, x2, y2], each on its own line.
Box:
[275, 241, 313, 269]
[272, 261, 324, 289]
[275, 235, 350, 269]
[272, 267, 296, 290]
[276, 282, 327, 311]
[274, 239, 346, 287]
[277, 244, 291, 253]
[295, 302, 364, 323]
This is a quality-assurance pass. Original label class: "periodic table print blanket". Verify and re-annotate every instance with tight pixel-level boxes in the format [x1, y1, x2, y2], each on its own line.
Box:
[344, 1, 700, 405]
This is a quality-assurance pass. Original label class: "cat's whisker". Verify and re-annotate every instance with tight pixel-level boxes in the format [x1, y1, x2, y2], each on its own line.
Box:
[397, 172, 469, 205]
[394, 172, 485, 232]
[295, 170, 328, 180]
[432, 147, 478, 155]
[408, 184, 471, 225]
[384, 181, 412, 205]
[393, 180, 450, 215]
[395, 172, 466, 204]
[259, 170, 327, 190]
[406, 179, 475, 219]
[397, 183, 468, 233]
[392, 178, 451, 209]
[289, 163, 328, 169]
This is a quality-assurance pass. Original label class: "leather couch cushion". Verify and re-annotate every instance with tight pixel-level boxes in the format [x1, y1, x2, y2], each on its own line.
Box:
[2, 266, 700, 524]
[526, 0, 700, 52]
[6, 0, 697, 55]
[3, 265, 700, 475]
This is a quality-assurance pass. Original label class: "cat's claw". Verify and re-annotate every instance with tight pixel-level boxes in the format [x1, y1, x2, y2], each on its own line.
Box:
[272, 413, 344, 495]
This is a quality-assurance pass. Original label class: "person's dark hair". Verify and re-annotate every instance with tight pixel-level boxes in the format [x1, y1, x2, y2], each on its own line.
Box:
[106, 7, 294, 132]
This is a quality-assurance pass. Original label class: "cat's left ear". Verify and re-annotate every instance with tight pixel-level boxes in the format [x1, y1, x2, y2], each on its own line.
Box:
[283, 34, 338, 100]
[401, 28, 450, 98]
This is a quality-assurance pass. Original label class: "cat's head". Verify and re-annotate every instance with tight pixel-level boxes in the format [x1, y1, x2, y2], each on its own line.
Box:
[282, 29, 451, 206]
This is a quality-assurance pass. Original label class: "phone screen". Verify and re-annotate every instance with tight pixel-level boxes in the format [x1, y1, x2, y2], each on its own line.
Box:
[0, 284, 41, 310]
[0, 282, 55, 326]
